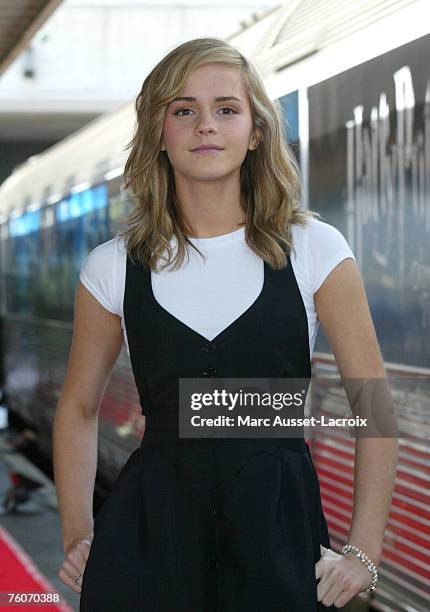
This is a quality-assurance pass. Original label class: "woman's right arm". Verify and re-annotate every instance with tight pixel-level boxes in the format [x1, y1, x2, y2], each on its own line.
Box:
[53, 280, 124, 557]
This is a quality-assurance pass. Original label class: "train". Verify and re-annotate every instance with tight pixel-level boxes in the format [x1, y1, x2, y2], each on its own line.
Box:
[0, 2, 429, 611]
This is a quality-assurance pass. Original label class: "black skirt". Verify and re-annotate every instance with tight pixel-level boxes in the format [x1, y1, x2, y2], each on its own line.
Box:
[80, 436, 339, 612]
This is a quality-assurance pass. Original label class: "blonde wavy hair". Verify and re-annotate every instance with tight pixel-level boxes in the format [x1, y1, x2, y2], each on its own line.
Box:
[117, 37, 321, 271]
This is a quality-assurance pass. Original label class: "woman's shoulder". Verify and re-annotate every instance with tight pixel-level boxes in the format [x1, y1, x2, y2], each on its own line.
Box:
[78, 235, 127, 315]
[291, 216, 350, 241]
[304, 217, 355, 258]
[291, 217, 356, 295]
[79, 235, 127, 276]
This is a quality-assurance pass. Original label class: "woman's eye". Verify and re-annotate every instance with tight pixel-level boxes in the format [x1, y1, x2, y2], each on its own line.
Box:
[173, 108, 192, 116]
[173, 107, 237, 116]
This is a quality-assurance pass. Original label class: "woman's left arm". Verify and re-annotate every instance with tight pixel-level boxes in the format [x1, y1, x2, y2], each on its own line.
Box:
[313, 257, 398, 606]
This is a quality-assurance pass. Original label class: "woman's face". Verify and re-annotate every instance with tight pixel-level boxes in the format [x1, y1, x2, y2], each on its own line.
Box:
[161, 63, 260, 182]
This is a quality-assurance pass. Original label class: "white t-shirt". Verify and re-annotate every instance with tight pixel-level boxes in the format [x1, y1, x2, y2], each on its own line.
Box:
[79, 218, 356, 358]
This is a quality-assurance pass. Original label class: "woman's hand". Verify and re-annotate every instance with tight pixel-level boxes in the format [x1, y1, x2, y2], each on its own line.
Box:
[315, 544, 374, 608]
[58, 533, 94, 594]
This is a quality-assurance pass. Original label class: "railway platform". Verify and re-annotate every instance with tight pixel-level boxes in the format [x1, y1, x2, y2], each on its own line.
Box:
[0, 427, 79, 611]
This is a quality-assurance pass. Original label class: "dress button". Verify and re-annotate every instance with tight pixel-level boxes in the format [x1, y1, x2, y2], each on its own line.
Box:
[209, 559, 219, 569]
[212, 508, 217, 517]
[202, 343, 216, 353]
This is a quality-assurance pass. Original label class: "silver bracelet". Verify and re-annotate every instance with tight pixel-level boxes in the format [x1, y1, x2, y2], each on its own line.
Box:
[341, 544, 379, 592]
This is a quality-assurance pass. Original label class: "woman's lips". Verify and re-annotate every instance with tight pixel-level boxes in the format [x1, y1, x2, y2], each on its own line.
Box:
[191, 148, 224, 155]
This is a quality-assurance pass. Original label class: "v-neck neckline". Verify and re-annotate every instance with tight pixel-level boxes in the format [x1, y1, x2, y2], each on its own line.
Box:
[146, 259, 269, 345]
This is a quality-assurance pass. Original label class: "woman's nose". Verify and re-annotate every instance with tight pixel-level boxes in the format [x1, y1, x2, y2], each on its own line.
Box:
[196, 112, 217, 133]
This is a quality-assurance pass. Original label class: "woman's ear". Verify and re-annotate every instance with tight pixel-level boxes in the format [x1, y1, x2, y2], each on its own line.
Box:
[249, 127, 262, 150]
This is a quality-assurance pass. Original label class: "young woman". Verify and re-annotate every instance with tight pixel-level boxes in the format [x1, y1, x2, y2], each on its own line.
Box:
[53, 37, 398, 611]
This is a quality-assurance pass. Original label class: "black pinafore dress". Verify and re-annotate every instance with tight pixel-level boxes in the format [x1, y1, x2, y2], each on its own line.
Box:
[80, 245, 337, 612]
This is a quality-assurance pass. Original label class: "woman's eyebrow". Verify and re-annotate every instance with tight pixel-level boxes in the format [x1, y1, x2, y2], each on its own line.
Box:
[172, 96, 243, 104]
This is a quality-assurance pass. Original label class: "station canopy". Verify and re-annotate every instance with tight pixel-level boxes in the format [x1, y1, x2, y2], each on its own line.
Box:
[0, 0, 63, 76]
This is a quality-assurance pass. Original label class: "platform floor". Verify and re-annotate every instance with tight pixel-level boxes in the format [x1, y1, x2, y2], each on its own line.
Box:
[0, 428, 80, 611]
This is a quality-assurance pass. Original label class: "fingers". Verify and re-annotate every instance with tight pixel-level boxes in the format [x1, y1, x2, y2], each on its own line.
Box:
[58, 558, 83, 594]
[321, 583, 346, 608]
[317, 567, 350, 608]
[316, 551, 373, 608]
[58, 540, 92, 594]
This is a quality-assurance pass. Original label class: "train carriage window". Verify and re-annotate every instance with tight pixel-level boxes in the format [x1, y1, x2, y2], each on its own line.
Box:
[6, 207, 41, 317]
[54, 183, 109, 320]
[2, 178, 128, 324]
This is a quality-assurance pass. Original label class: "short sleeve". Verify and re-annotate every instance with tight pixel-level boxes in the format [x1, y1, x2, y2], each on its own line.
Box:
[79, 238, 118, 314]
[308, 219, 356, 294]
